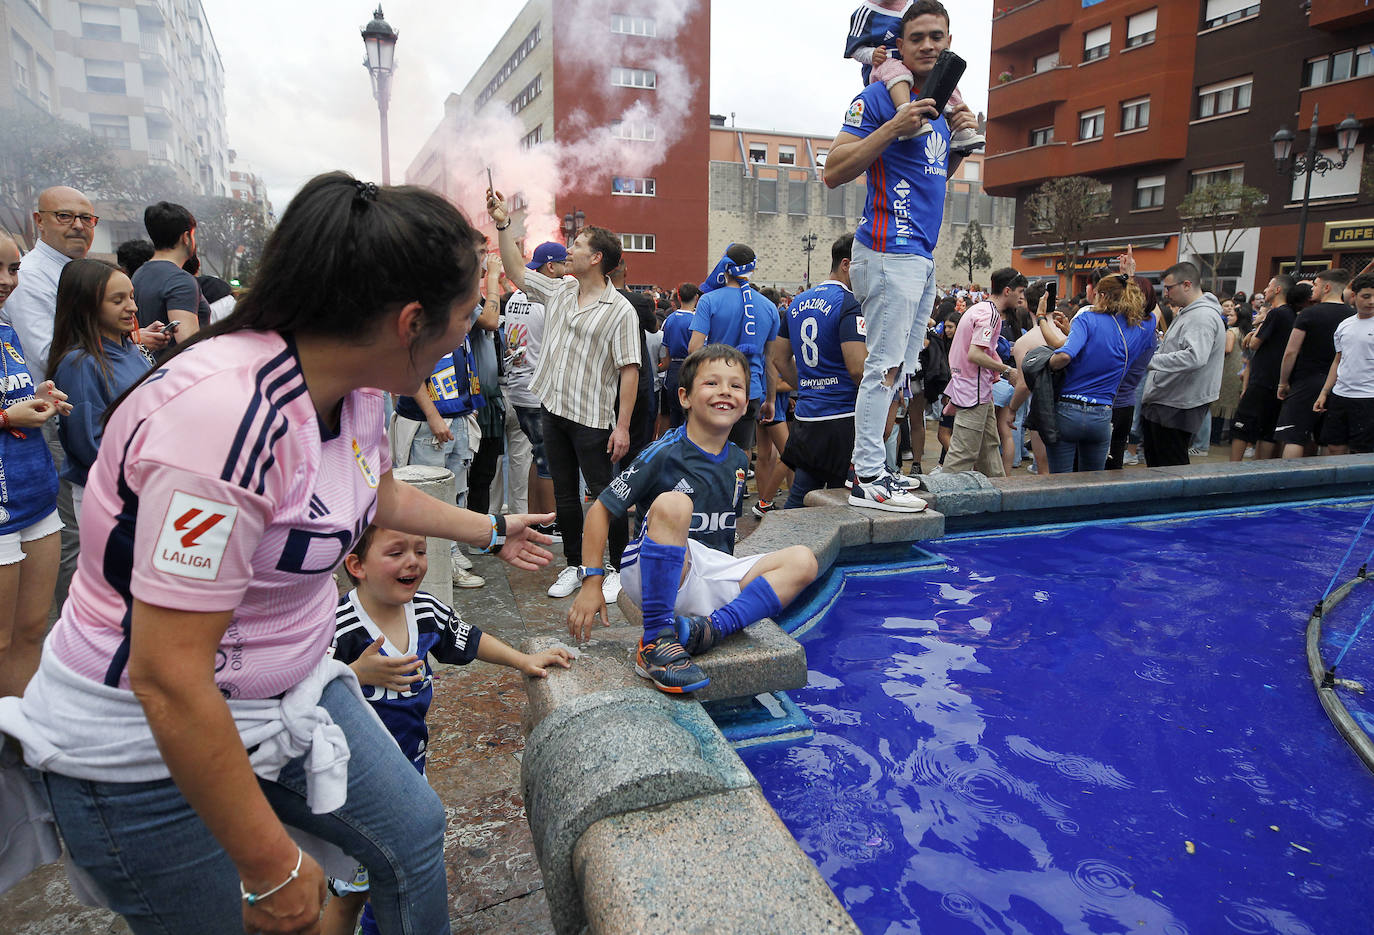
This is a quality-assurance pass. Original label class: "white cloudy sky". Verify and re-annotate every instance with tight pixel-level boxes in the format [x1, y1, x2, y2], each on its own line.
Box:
[199, 0, 993, 212]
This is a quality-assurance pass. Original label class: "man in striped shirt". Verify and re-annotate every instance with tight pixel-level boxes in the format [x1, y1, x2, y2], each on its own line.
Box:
[488, 190, 641, 603]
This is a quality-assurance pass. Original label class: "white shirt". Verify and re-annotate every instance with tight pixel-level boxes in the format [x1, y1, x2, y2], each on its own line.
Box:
[1333, 313, 1374, 399]
[3, 240, 72, 384]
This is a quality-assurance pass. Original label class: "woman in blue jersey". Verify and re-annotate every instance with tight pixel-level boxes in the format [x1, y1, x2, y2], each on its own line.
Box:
[48, 258, 154, 517]
[1044, 274, 1155, 473]
[0, 233, 72, 696]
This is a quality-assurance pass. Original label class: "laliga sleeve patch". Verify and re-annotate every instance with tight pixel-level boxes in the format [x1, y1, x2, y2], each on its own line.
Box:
[857, 316, 867, 336]
[153, 491, 239, 581]
[844, 99, 865, 128]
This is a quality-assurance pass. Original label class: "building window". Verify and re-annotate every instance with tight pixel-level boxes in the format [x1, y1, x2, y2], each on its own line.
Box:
[80, 3, 122, 41]
[963, 160, 981, 181]
[610, 13, 656, 37]
[1197, 76, 1252, 119]
[1303, 48, 1374, 88]
[777, 145, 797, 166]
[90, 114, 131, 149]
[1189, 164, 1246, 209]
[520, 125, 543, 149]
[11, 33, 32, 95]
[815, 148, 829, 167]
[1083, 25, 1110, 62]
[35, 58, 52, 110]
[621, 233, 656, 252]
[509, 192, 529, 213]
[1034, 51, 1059, 73]
[612, 121, 656, 141]
[612, 177, 656, 196]
[510, 74, 542, 114]
[1078, 108, 1105, 141]
[748, 142, 767, 163]
[1030, 125, 1055, 147]
[611, 66, 656, 89]
[1089, 182, 1112, 216]
[85, 59, 126, 94]
[1202, 0, 1260, 30]
[476, 24, 540, 110]
[757, 178, 778, 214]
[827, 185, 846, 218]
[1126, 9, 1157, 47]
[1134, 175, 1165, 209]
[788, 182, 807, 215]
[1120, 96, 1150, 132]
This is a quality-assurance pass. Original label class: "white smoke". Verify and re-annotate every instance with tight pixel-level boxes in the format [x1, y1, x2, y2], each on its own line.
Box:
[428, 0, 700, 248]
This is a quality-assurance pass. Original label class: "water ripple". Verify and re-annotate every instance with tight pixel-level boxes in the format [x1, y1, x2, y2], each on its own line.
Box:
[1070, 858, 1135, 901]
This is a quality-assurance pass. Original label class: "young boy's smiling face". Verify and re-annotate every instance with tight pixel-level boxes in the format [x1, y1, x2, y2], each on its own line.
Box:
[681, 357, 749, 433]
[348, 529, 428, 604]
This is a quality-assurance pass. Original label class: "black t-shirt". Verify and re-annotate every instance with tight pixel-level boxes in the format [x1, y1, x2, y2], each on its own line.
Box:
[1248, 304, 1295, 389]
[598, 426, 748, 554]
[618, 288, 657, 428]
[1291, 301, 1355, 384]
[132, 260, 203, 330]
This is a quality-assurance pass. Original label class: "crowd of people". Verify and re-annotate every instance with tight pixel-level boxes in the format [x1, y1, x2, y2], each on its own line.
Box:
[0, 2, 1372, 933]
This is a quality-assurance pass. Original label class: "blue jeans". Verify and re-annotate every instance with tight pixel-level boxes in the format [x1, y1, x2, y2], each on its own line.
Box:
[408, 415, 472, 505]
[849, 242, 937, 477]
[40, 681, 450, 935]
[1047, 399, 1113, 474]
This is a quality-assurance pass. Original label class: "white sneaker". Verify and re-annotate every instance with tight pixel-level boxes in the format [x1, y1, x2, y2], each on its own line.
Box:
[848, 470, 928, 513]
[547, 565, 580, 598]
[451, 553, 485, 589]
[452, 549, 474, 571]
[602, 570, 622, 604]
[1122, 450, 1139, 465]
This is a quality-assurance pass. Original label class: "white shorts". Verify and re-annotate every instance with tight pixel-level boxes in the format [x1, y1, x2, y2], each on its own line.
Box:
[0, 509, 63, 566]
[621, 537, 765, 618]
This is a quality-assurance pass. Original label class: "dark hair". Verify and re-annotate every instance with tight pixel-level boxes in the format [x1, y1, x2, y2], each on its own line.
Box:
[1024, 280, 1047, 313]
[1092, 273, 1147, 327]
[725, 243, 756, 270]
[1133, 275, 1158, 320]
[144, 201, 196, 250]
[1271, 273, 1295, 302]
[679, 343, 749, 396]
[830, 233, 854, 271]
[1315, 267, 1351, 289]
[677, 282, 701, 303]
[182, 254, 200, 276]
[110, 172, 482, 417]
[1157, 303, 1175, 329]
[49, 258, 127, 390]
[934, 297, 957, 323]
[1290, 281, 1313, 309]
[759, 286, 782, 306]
[581, 225, 621, 277]
[199, 275, 233, 304]
[990, 267, 1027, 294]
[1234, 303, 1254, 335]
[1352, 273, 1374, 294]
[1163, 261, 1200, 286]
[1089, 267, 1112, 286]
[344, 524, 379, 585]
[115, 239, 153, 276]
[900, 0, 950, 32]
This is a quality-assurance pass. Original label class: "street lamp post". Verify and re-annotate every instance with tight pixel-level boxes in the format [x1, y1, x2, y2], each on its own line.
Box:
[1271, 105, 1362, 276]
[801, 232, 818, 288]
[561, 208, 586, 246]
[361, 6, 399, 185]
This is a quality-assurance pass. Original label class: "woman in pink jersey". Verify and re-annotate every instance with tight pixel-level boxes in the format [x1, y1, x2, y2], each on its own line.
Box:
[2, 174, 554, 935]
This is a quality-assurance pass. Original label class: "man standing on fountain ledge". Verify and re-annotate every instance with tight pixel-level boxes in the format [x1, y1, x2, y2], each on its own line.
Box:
[822, 0, 979, 512]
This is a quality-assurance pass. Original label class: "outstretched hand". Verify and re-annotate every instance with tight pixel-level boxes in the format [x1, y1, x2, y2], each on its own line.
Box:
[496, 513, 555, 570]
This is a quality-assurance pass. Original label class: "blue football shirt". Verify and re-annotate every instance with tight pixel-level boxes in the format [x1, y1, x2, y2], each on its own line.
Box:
[690, 287, 780, 402]
[778, 281, 865, 419]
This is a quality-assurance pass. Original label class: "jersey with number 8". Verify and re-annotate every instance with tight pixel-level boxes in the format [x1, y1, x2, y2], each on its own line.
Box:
[778, 280, 865, 420]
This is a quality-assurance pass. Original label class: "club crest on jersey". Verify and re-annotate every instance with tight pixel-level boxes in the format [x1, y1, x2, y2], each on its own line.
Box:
[154, 491, 239, 580]
[733, 467, 747, 506]
[923, 133, 948, 177]
[845, 99, 865, 128]
[352, 439, 379, 488]
[3, 342, 23, 365]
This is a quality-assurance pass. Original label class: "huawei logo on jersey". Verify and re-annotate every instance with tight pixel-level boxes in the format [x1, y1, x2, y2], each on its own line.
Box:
[154, 492, 239, 581]
[923, 133, 948, 177]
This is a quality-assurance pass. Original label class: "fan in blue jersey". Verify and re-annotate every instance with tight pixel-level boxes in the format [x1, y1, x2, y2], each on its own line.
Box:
[566, 345, 818, 694]
[661, 283, 701, 428]
[770, 234, 869, 507]
[824, 2, 978, 514]
[323, 524, 572, 935]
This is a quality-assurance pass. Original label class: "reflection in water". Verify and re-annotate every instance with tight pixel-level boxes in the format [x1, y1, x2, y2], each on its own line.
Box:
[742, 503, 1374, 935]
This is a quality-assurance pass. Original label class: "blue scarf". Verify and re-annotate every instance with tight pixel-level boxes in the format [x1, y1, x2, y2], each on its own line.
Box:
[700, 246, 762, 355]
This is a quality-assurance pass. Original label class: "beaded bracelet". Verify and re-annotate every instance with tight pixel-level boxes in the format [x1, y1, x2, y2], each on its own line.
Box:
[240, 846, 302, 906]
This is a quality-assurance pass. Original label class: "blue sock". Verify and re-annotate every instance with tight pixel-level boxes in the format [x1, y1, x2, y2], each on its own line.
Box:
[636, 535, 686, 644]
[711, 577, 783, 637]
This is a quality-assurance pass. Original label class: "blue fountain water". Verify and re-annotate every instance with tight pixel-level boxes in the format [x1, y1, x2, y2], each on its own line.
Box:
[741, 501, 1374, 935]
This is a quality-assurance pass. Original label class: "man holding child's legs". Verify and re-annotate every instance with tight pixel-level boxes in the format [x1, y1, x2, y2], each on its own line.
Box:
[568, 345, 817, 693]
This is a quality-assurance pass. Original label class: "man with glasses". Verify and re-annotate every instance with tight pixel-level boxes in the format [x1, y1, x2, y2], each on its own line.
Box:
[1139, 262, 1226, 466]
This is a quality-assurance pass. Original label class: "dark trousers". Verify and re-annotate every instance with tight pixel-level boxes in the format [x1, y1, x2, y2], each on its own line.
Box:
[1142, 417, 1192, 467]
[541, 408, 628, 569]
[1105, 405, 1134, 471]
[784, 466, 845, 509]
[465, 433, 503, 515]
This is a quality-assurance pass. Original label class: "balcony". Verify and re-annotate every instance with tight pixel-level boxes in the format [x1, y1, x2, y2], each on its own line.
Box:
[1308, 0, 1374, 30]
[983, 141, 1069, 194]
[139, 32, 169, 73]
[991, 0, 1076, 52]
[988, 65, 1070, 117]
[147, 139, 173, 165]
[1300, 72, 1374, 128]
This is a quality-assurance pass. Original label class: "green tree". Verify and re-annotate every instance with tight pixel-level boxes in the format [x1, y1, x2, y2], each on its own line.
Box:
[1177, 180, 1268, 293]
[187, 195, 270, 283]
[1025, 176, 1105, 290]
[953, 219, 993, 285]
[0, 107, 124, 245]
